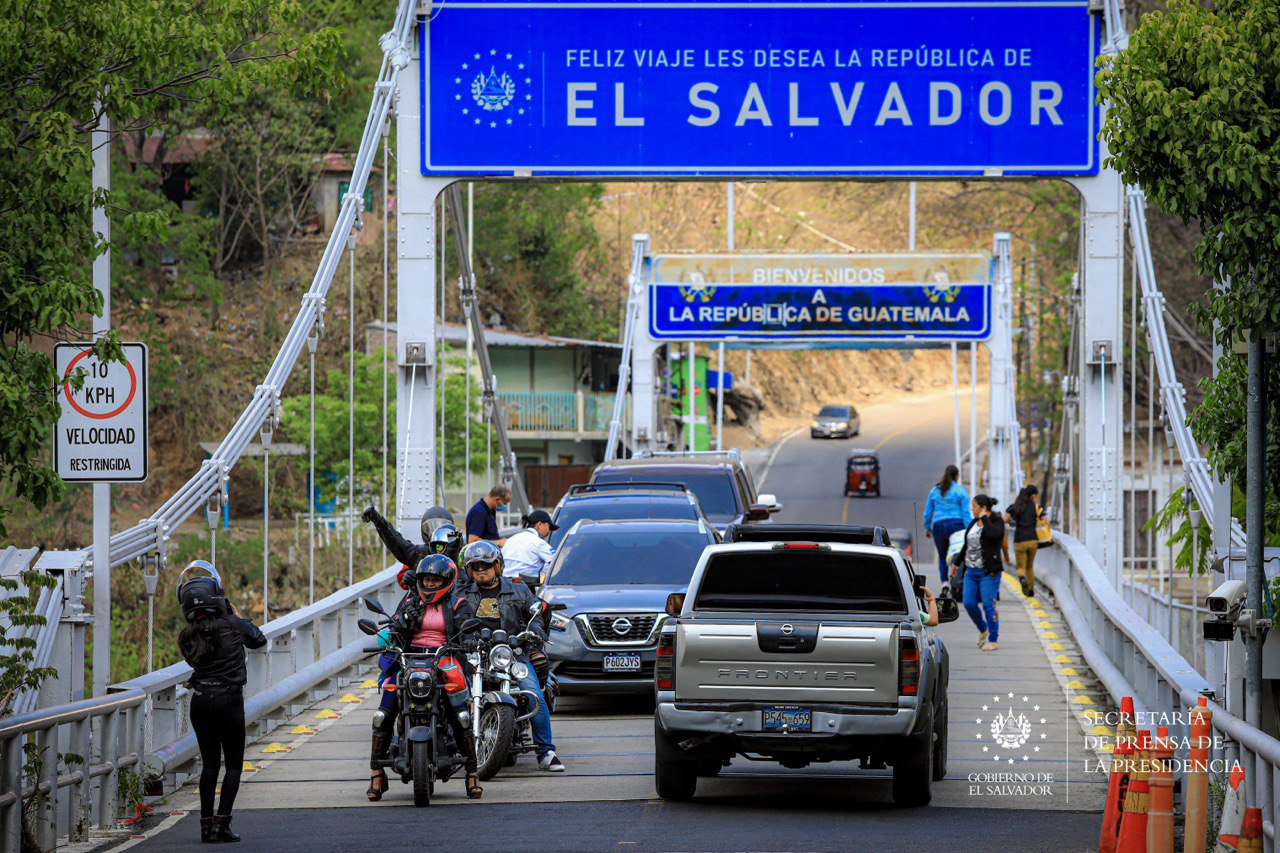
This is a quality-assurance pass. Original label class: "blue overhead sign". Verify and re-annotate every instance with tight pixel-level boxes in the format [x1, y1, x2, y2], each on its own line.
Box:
[648, 254, 992, 342]
[420, 1, 1100, 177]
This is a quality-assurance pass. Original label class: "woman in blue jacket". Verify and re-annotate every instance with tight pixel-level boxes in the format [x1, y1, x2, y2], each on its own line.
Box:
[922, 465, 971, 586]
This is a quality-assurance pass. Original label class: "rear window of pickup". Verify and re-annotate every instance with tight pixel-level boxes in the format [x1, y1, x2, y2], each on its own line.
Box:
[692, 551, 907, 613]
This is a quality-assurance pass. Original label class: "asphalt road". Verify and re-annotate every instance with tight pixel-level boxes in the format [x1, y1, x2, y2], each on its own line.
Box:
[121, 387, 1106, 852]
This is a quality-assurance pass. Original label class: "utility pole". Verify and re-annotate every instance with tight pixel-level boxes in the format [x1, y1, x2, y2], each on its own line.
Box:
[1244, 331, 1267, 742]
[91, 107, 111, 696]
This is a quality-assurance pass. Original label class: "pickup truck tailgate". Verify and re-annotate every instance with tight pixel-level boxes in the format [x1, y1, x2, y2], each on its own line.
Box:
[674, 621, 900, 704]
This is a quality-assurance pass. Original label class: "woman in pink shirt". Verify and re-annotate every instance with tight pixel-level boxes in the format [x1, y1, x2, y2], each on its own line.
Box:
[367, 555, 482, 801]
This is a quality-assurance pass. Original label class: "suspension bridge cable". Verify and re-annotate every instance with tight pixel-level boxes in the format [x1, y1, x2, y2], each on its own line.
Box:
[308, 329, 316, 604]
[439, 192, 446, 506]
[464, 183, 474, 511]
[348, 228, 357, 587]
[381, 128, 390, 516]
[262, 423, 272, 623]
[87, 0, 417, 570]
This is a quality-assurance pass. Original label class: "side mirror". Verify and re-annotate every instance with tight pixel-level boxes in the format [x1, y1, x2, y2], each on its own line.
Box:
[937, 597, 960, 624]
[665, 593, 686, 617]
[364, 596, 387, 616]
[459, 618, 485, 635]
[757, 493, 783, 514]
[747, 504, 770, 521]
[357, 618, 380, 636]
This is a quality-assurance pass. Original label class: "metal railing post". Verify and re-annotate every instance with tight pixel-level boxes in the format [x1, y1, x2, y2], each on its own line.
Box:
[96, 710, 119, 830]
[68, 717, 91, 841]
[1, 732, 21, 853]
[34, 726, 56, 850]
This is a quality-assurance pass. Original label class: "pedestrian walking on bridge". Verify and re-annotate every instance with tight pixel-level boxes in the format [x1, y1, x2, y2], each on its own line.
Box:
[1005, 485, 1044, 597]
[923, 465, 971, 587]
[176, 561, 267, 843]
[953, 495, 1005, 652]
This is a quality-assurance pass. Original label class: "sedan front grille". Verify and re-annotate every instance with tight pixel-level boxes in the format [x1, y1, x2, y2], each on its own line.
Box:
[585, 613, 658, 644]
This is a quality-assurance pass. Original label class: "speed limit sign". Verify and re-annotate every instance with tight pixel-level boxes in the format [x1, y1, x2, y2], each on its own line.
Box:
[53, 342, 149, 483]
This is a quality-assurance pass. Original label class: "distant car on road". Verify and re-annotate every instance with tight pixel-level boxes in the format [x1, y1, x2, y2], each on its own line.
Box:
[540, 518, 719, 695]
[547, 483, 709, 549]
[810, 404, 860, 439]
[845, 448, 882, 497]
[589, 450, 781, 535]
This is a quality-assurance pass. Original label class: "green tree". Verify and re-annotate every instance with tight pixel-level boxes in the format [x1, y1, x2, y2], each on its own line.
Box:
[280, 348, 495, 506]
[437, 348, 498, 489]
[0, 0, 342, 539]
[1097, 0, 1280, 544]
[466, 183, 616, 340]
[280, 350, 395, 506]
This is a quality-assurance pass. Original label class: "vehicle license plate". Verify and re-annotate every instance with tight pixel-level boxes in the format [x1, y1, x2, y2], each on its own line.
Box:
[603, 652, 642, 672]
[762, 706, 812, 732]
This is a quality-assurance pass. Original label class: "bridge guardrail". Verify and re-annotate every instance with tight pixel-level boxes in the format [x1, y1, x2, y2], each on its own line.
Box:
[1040, 533, 1280, 842]
[0, 564, 402, 851]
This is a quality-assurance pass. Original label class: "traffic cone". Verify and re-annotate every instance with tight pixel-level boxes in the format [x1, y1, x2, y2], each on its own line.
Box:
[1237, 807, 1263, 853]
[1100, 696, 1137, 853]
[1116, 730, 1152, 853]
[1147, 729, 1175, 853]
[1217, 762, 1248, 851]
[1184, 697, 1211, 853]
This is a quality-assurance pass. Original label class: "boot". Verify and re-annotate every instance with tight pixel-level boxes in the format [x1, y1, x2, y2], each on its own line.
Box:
[200, 816, 216, 844]
[210, 814, 240, 843]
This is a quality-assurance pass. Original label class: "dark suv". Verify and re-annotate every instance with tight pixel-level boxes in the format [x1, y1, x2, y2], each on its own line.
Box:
[589, 451, 780, 535]
[541, 518, 719, 694]
[548, 483, 710, 548]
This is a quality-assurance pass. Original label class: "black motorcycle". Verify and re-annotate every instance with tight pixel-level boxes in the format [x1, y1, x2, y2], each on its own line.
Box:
[468, 606, 557, 780]
[358, 597, 479, 807]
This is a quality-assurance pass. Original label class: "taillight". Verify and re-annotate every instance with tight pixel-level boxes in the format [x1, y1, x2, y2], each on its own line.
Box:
[656, 632, 676, 690]
[899, 637, 919, 696]
[772, 542, 830, 551]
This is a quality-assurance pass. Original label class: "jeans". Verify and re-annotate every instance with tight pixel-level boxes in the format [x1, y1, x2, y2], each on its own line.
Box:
[962, 566, 1000, 643]
[931, 518, 966, 584]
[191, 691, 246, 818]
[515, 660, 555, 756]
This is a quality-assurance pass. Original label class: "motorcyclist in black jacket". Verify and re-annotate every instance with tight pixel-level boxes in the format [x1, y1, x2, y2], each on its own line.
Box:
[177, 561, 266, 844]
[459, 541, 564, 772]
[363, 504, 465, 590]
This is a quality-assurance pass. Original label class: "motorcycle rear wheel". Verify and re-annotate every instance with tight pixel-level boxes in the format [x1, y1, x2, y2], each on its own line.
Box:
[476, 704, 517, 781]
[412, 741, 433, 807]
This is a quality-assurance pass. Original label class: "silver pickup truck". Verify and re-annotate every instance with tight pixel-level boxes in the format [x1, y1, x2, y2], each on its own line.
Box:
[653, 524, 958, 806]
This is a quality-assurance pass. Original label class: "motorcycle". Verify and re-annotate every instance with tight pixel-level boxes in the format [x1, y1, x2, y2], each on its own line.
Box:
[358, 597, 480, 807]
[470, 604, 558, 780]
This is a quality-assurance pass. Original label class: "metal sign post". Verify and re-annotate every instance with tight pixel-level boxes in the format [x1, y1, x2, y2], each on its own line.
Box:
[54, 339, 149, 695]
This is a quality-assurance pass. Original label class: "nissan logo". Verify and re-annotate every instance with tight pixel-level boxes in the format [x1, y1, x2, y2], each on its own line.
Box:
[781, 624, 794, 636]
[611, 617, 634, 636]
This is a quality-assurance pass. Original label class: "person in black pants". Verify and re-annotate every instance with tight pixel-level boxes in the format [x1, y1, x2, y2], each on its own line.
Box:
[177, 561, 267, 843]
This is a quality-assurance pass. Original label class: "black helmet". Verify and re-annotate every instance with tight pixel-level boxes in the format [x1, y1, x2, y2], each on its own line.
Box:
[429, 523, 462, 561]
[421, 506, 455, 542]
[461, 540, 503, 576]
[413, 554, 458, 605]
[176, 560, 228, 623]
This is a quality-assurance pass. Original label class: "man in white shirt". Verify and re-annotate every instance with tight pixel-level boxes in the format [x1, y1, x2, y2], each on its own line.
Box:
[502, 510, 558, 579]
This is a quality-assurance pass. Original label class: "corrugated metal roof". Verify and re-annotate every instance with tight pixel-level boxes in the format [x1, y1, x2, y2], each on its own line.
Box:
[365, 321, 621, 350]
